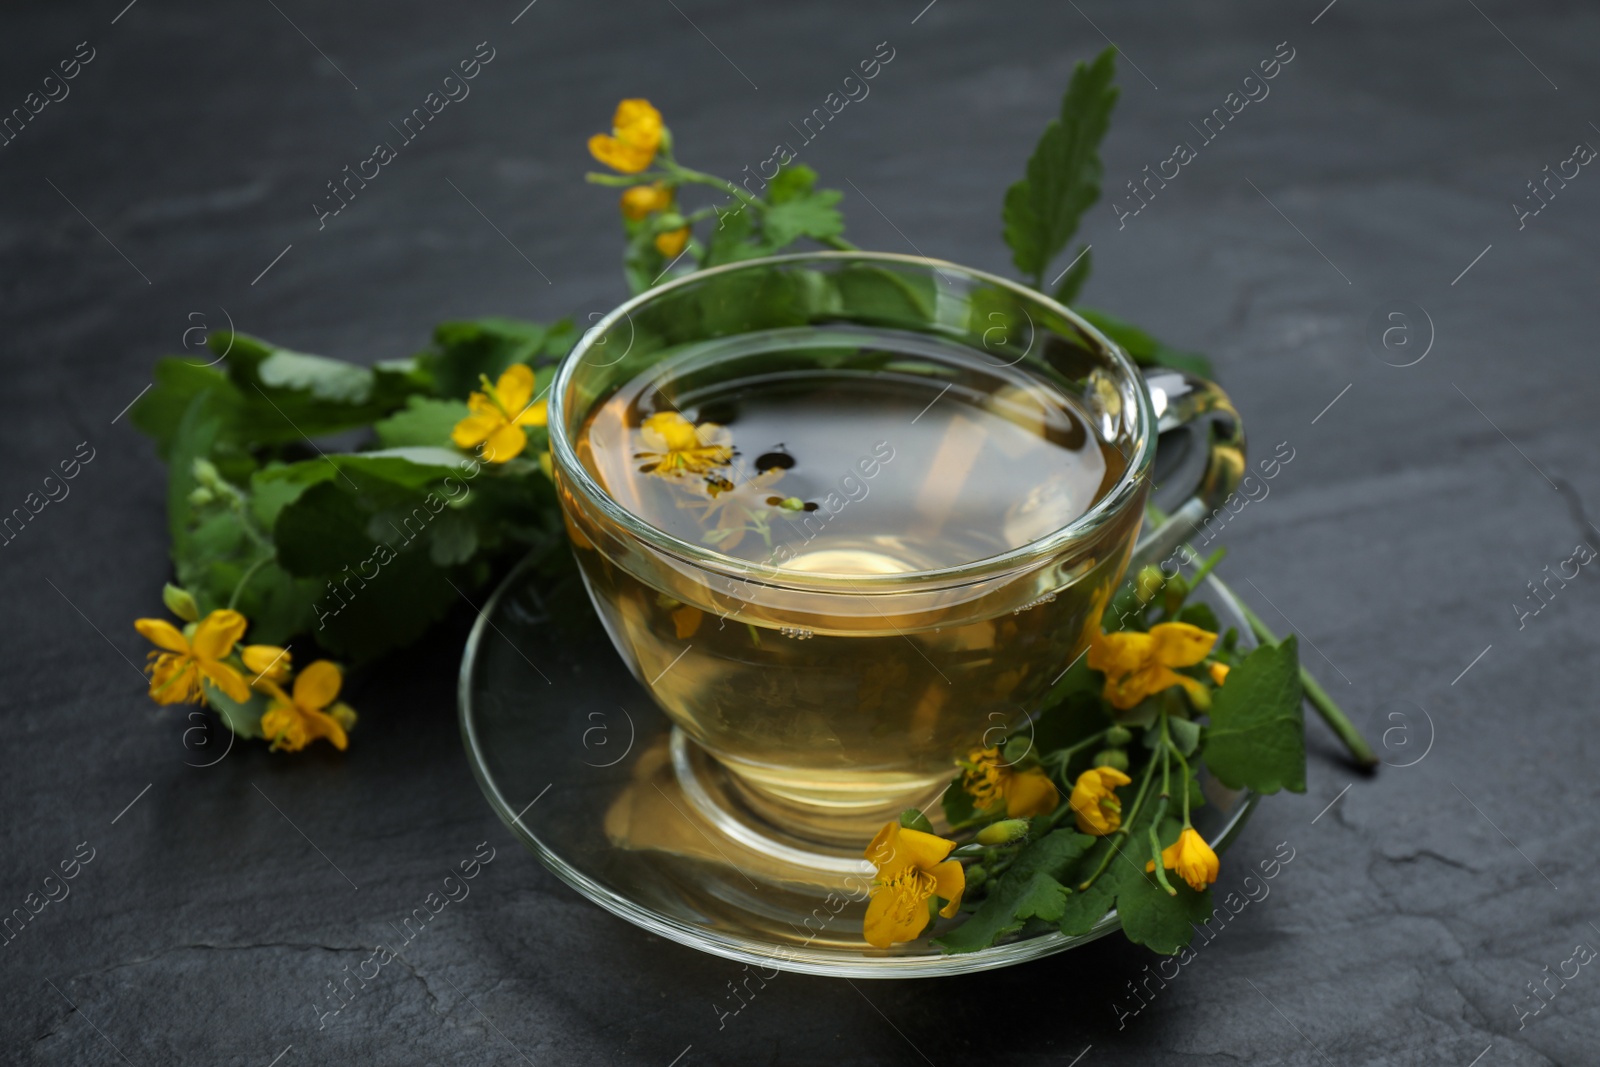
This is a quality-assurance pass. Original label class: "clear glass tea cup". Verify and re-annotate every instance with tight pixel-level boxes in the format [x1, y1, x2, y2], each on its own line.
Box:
[547, 252, 1242, 849]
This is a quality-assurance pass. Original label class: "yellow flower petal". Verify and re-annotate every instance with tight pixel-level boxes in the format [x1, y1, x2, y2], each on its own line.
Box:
[1003, 767, 1060, 819]
[589, 134, 655, 174]
[190, 609, 248, 661]
[451, 410, 501, 449]
[654, 226, 690, 258]
[930, 859, 966, 918]
[135, 618, 190, 654]
[866, 823, 955, 880]
[147, 655, 201, 705]
[1150, 827, 1220, 892]
[494, 363, 536, 415]
[199, 660, 252, 704]
[1209, 662, 1230, 686]
[612, 99, 663, 148]
[514, 397, 548, 429]
[1088, 630, 1151, 676]
[481, 422, 528, 464]
[242, 645, 291, 684]
[642, 411, 700, 452]
[1070, 766, 1132, 835]
[293, 660, 342, 711]
[1148, 622, 1216, 668]
[621, 182, 672, 220]
[864, 880, 930, 948]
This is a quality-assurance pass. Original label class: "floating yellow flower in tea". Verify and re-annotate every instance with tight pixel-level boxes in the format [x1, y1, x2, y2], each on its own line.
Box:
[260, 660, 356, 753]
[961, 746, 1060, 819]
[1147, 827, 1220, 892]
[451, 363, 547, 464]
[1087, 621, 1216, 710]
[135, 609, 251, 706]
[863, 821, 965, 948]
[1069, 764, 1132, 835]
[588, 98, 664, 174]
[634, 411, 732, 477]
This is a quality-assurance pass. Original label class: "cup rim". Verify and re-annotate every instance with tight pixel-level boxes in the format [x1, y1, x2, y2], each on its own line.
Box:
[547, 250, 1157, 588]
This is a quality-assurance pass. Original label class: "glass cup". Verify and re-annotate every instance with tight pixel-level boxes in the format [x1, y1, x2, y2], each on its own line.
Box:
[547, 252, 1242, 851]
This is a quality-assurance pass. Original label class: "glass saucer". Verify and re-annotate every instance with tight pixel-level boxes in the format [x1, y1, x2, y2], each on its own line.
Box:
[458, 550, 1259, 978]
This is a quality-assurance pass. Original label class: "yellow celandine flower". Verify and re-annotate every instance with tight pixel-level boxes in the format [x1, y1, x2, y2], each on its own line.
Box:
[620, 181, 673, 220]
[135, 609, 251, 706]
[451, 363, 548, 464]
[588, 98, 664, 174]
[1146, 826, 1220, 892]
[634, 411, 732, 476]
[654, 226, 690, 258]
[863, 821, 965, 948]
[961, 746, 1060, 819]
[1069, 765, 1133, 835]
[1087, 621, 1217, 710]
[260, 660, 356, 753]
[242, 644, 292, 686]
[1208, 661, 1230, 686]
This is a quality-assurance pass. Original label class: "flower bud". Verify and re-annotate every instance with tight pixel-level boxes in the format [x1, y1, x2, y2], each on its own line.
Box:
[965, 864, 988, 890]
[1186, 683, 1212, 713]
[162, 583, 200, 623]
[1134, 565, 1165, 603]
[191, 458, 223, 490]
[976, 819, 1030, 846]
[1092, 749, 1129, 773]
[187, 486, 215, 507]
[1105, 725, 1133, 747]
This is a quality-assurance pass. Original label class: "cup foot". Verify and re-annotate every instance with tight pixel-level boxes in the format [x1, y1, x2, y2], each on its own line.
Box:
[671, 730, 946, 861]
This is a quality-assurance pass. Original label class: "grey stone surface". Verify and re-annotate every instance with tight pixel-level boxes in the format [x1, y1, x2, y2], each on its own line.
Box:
[2, 0, 1597, 1063]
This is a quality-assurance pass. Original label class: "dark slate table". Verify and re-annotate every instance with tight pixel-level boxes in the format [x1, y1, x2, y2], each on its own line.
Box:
[3, 0, 1595, 1063]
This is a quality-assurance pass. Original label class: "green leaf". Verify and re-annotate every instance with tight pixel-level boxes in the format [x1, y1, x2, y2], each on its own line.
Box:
[767, 165, 819, 205]
[935, 830, 1092, 953]
[131, 360, 233, 460]
[202, 682, 265, 740]
[1204, 636, 1307, 794]
[703, 203, 765, 267]
[898, 809, 936, 834]
[762, 165, 844, 249]
[623, 220, 669, 294]
[273, 481, 375, 577]
[941, 776, 980, 828]
[1075, 308, 1214, 378]
[1056, 878, 1116, 936]
[222, 333, 425, 426]
[1051, 244, 1093, 305]
[1003, 48, 1118, 285]
[420, 318, 554, 398]
[1167, 715, 1202, 757]
[1116, 861, 1214, 954]
[374, 396, 472, 449]
[937, 873, 1071, 953]
[1176, 602, 1221, 633]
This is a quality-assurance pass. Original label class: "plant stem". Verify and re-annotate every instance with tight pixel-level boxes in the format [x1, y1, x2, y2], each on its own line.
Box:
[228, 555, 272, 610]
[1146, 794, 1177, 896]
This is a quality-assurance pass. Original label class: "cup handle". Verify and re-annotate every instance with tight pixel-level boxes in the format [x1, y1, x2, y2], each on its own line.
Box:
[1130, 368, 1247, 570]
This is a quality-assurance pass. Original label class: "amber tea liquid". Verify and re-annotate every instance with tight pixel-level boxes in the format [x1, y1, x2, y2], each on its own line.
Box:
[567, 327, 1138, 836]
